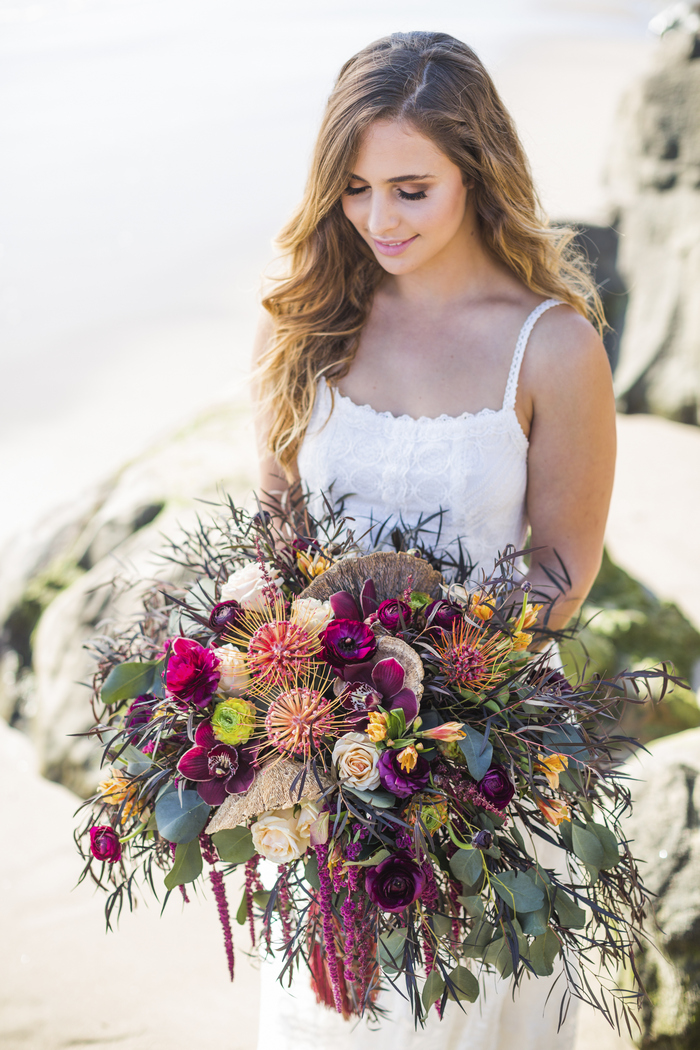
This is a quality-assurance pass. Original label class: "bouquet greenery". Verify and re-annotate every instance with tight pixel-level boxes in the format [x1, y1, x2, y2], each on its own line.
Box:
[76, 493, 672, 1029]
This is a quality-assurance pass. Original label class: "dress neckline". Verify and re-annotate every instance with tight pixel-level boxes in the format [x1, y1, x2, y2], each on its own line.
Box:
[332, 385, 512, 426]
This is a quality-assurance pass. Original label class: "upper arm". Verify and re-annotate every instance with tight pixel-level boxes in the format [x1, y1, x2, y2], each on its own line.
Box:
[251, 311, 294, 499]
[521, 307, 616, 601]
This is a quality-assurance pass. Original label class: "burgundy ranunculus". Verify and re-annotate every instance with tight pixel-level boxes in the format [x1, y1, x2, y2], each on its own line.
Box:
[165, 637, 220, 707]
[89, 825, 122, 864]
[377, 748, 431, 798]
[340, 657, 419, 725]
[476, 764, 515, 809]
[177, 721, 257, 805]
[377, 598, 412, 631]
[365, 850, 426, 912]
[209, 600, 243, 635]
[425, 599, 462, 632]
[321, 619, 377, 667]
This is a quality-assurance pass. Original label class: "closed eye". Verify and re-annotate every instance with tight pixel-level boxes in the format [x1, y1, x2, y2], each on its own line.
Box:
[344, 185, 427, 200]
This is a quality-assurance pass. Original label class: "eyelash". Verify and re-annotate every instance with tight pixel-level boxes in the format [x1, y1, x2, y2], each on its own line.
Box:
[344, 186, 427, 201]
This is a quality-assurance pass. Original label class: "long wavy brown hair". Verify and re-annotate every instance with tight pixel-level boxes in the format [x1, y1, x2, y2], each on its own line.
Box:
[257, 31, 604, 476]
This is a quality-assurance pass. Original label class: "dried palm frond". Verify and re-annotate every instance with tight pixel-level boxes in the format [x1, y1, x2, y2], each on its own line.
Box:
[300, 551, 442, 603]
[205, 759, 330, 832]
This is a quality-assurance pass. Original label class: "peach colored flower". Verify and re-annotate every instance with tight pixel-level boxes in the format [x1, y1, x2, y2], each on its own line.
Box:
[213, 643, 251, 696]
[332, 732, 381, 790]
[366, 711, 388, 742]
[421, 721, 466, 743]
[251, 810, 306, 863]
[536, 796, 571, 826]
[290, 597, 334, 633]
[512, 630, 533, 651]
[397, 745, 419, 773]
[536, 752, 569, 790]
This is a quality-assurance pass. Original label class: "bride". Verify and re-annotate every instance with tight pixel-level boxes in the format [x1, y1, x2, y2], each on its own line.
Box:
[251, 30, 615, 1050]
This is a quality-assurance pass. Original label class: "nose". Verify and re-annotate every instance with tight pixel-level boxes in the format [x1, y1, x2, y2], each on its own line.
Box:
[366, 190, 400, 238]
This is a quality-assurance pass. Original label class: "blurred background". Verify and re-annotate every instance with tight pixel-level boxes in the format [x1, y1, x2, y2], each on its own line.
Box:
[1, 1, 700, 1048]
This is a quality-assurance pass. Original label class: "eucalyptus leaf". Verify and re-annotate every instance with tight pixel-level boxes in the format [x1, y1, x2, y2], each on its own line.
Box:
[446, 965, 479, 1003]
[449, 847, 484, 887]
[528, 929, 561, 976]
[422, 968, 445, 1010]
[253, 890, 271, 908]
[212, 826, 256, 865]
[155, 789, 210, 844]
[458, 726, 493, 781]
[236, 891, 248, 926]
[483, 937, 514, 978]
[304, 853, 321, 891]
[346, 786, 397, 809]
[457, 895, 484, 919]
[586, 822, 621, 869]
[520, 905, 551, 937]
[378, 928, 408, 974]
[492, 870, 545, 914]
[101, 661, 158, 705]
[462, 919, 494, 958]
[164, 838, 202, 890]
[552, 888, 587, 929]
[431, 914, 452, 938]
[572, 822, 605, 869]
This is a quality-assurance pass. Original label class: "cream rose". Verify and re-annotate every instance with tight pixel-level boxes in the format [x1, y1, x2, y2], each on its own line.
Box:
[295, 800, 321, 841]
[290, 597, 334, 633]
[220, 561, 283, 611]
[332, 732, 381, 790]
[251, 810, 306, 863]
[212, 643, 250, 696]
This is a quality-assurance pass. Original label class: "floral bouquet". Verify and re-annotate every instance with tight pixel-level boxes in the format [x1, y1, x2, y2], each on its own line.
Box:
[76, 494, 671, 1029]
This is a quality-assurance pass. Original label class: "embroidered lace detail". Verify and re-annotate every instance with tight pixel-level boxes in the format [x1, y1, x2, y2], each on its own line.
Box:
[297, 299, 563, 573]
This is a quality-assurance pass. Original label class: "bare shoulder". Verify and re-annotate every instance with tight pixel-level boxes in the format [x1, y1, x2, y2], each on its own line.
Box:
[520, 303, 612, 403]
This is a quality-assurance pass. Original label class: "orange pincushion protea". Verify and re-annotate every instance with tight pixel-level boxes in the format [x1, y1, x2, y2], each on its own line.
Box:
[434, 619, 509, 692]
[265, 686, 335, 759]
[247, 619, 322, 683]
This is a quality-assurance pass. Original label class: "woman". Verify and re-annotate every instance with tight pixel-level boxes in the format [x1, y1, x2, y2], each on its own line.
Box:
[252, 30, 615, 1050]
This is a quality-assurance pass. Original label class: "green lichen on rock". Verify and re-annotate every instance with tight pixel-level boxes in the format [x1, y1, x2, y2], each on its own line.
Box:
[560, 549, 700, 743]
[4, 556, 84, 669]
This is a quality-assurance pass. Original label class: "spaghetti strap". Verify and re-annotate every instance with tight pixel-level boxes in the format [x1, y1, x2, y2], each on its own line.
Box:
[502, 298, 564, 411]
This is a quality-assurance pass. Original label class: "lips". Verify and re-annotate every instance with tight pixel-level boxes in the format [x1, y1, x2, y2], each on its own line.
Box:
[371, 234, 418, 257]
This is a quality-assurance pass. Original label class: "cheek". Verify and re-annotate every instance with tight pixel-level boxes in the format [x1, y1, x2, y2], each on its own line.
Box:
[341, 196, 364, 230]
[419, 189, 467, 236]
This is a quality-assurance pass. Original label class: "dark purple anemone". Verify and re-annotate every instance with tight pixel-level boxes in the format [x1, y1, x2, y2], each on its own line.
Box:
[365, 851, 426, 912]
[340, 657, 419, 725]
[321, 619, 377, 667]
[377, 598, 412, 632]
[165, 637, 221, 707]
[377, 748, 431, 798]
[177, 721, 257, 805]
[476, 764, 515, 809]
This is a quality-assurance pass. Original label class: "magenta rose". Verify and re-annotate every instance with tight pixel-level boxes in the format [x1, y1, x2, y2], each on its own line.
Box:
[165, 637, 220, 707]
[377, 748, 431, 798]
[377, 598, 412, 631]
[365, 851, 426, 912]
[321, 619, 377, 667]
[476, 764, 515, 809]
[89, 825, 122, 864]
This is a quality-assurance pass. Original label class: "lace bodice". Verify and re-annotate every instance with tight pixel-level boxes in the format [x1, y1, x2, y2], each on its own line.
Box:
[297, 299, 563, 574]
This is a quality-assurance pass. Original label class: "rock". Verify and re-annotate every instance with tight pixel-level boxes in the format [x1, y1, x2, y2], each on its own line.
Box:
[607, 25, 700, 423]
[0, 401, 257, 796]
[621, 727, 700, 1049]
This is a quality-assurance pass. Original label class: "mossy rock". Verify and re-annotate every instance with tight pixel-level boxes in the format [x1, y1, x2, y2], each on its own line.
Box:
[560, 549, 700, 743]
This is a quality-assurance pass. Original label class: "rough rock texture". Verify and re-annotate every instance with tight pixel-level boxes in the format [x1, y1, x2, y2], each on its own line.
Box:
[608, 27, 700, 423]
[0, 401, 257, 796]
[622, 728, 700, 1050]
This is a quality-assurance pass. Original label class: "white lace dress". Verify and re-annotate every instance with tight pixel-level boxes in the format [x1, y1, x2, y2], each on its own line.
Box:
[257, 299, 578, 1050]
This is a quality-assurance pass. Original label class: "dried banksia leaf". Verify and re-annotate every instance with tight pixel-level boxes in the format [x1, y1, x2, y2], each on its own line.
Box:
[205, 759, 330, 833]
[300, 551, 443, 604]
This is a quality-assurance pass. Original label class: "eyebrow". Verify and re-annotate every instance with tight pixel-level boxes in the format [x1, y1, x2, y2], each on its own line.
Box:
[348, 173, 436, 183]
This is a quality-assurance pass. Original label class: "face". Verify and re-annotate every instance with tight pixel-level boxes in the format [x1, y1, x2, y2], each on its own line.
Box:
[341, 119, 470, 276]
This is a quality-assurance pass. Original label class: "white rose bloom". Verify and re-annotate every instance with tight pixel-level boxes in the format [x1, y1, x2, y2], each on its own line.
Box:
[290, 597, 334, 633]
[251, 810, 306, 863]
[220, 561, 283, 611]
[212, 644, 250, 696]
[295, 799, 321, 841]
[332, 732, 381, 790]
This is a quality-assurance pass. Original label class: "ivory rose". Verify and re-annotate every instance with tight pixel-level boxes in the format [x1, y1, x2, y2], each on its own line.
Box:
[290, 597, 334, 633]
[251, 811, 306, 863]
[220, 561, 283, 611]
[213, 643, 250, 696]
[295, 800, 321, 840]
[332, 732, 381, 790]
